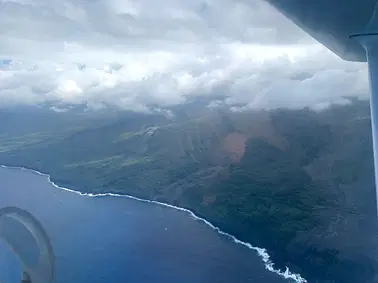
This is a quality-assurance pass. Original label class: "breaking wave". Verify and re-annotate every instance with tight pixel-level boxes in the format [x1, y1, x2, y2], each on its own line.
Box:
[1, 164, 307, 283]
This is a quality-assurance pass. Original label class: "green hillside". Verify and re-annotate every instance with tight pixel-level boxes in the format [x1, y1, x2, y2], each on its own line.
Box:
[0, 100, 377, 283]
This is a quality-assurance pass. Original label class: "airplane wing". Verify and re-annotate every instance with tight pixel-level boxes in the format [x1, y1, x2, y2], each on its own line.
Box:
[263, 0, 377, 62]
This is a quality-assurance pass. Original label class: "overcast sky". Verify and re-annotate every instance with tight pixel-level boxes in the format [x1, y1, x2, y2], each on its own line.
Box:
[0, 0, 369, 112]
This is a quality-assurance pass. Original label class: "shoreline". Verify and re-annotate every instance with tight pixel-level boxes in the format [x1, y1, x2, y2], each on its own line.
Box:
[0, 164, 307, 283]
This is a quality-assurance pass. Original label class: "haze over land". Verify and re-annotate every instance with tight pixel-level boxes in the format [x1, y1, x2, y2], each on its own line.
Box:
[1, 0, 377, 283]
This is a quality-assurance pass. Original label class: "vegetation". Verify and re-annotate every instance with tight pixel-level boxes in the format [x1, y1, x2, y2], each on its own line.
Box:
[0, 100, 377, 283]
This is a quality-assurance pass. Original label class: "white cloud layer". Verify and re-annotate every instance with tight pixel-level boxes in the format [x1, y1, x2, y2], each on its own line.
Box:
[0, 0, 370, 112]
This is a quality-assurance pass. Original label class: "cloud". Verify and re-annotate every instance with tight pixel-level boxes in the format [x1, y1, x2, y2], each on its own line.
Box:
[0, 0, 369, 112]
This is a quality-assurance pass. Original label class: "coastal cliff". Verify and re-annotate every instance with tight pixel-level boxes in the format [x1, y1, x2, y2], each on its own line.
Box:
[0, 100, 377, 283]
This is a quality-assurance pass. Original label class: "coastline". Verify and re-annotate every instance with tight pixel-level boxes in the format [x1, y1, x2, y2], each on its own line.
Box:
[0, 164, 307, 283]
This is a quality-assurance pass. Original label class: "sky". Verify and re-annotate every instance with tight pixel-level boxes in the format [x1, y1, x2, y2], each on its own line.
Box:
[0, 0, 370, 112]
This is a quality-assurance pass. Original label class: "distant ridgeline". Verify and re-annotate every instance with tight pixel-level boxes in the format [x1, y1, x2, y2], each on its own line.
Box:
[0, 99, 377, 283]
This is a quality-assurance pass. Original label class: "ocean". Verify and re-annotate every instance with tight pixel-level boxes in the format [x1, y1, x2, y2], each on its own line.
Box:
[0, 166, 305, 283]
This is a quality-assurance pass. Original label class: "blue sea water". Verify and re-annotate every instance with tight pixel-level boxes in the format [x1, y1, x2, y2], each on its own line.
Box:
[0, 166, 303, 283]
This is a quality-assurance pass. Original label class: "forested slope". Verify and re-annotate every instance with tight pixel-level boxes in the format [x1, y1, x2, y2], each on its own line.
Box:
[1, 100, 377, 283]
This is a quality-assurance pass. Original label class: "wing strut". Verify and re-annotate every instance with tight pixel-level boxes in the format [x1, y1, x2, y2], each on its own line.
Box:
[351, 0, 378, 216]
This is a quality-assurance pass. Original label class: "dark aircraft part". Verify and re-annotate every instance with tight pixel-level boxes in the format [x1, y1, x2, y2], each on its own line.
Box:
[263, 0, 377, 62]
[0, 207, 55, 283]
